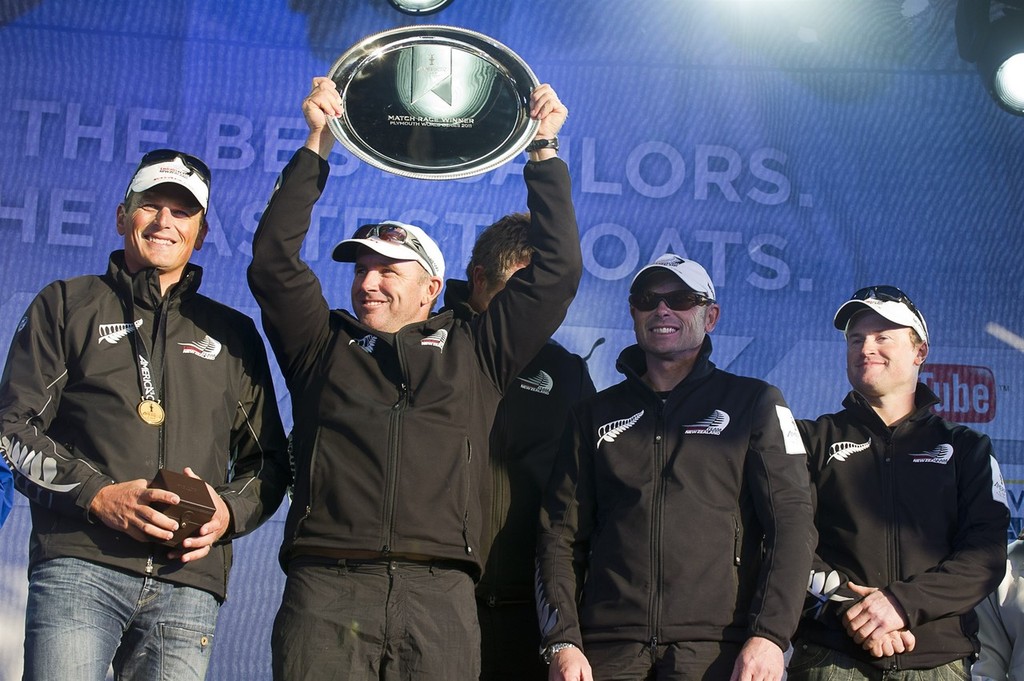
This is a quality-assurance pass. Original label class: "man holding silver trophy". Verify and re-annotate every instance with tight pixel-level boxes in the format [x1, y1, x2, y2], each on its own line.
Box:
[248, 70, 581, 680]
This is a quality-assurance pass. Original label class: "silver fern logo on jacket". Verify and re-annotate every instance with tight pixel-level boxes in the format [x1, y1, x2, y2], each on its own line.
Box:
[826, 439, 871, 465]
[597, 410, 644, 448]
[97, 319, 143, 344]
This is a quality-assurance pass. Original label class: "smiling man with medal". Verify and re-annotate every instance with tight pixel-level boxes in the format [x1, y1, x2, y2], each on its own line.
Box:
[0, 150, 290, 681]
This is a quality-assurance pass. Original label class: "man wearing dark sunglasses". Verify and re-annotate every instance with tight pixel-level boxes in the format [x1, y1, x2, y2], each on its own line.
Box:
[248, 77, 581, 680]
[790, 286, 1009, 680]
[0, 150, 290, 681]
[537, 253, 814, 681]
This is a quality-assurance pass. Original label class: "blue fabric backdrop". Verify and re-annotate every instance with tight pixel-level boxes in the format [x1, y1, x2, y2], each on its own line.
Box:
[1, 1, 1022, 678]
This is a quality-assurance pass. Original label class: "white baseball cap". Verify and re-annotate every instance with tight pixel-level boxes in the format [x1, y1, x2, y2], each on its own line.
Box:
[833, 285, 929, 343]
[630, 253, 716, 300]
[332, 221, 445, 280]
[125, 149, 210, 210]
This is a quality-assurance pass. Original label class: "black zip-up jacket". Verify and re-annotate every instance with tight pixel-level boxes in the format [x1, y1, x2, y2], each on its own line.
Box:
[797, 384, 1009, 670]
[536, 339, 815, 651]
[0, 252, 290, 599]
[247, 148, 581, 575]
[441, 280, 595, 604]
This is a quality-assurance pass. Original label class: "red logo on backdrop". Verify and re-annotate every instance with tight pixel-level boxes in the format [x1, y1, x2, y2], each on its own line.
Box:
[920, 364, 996, 423]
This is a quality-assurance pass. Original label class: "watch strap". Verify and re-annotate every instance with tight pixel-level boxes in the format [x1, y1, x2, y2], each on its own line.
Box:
[525, 137, 559, 153]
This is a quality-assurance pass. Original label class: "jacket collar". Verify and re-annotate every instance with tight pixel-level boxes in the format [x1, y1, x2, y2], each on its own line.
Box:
[440, 278, 476, 322]
[616, 335, 716, 397]
[842, 382, 941, 431]
[339, 305, 454, 342]
[106, 250, 203, 311]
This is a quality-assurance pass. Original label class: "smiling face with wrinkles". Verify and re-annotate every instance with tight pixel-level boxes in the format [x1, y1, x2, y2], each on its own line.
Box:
[117, 183, 207, 294]
[350, 248, 442, 334]
[630, 271, 719, 364]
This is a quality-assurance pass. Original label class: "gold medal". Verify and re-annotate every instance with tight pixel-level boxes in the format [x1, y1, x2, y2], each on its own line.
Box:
[137, 399, 165, 426]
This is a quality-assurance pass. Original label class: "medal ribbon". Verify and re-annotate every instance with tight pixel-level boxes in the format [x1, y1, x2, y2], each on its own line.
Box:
[122, 294, 168, 423]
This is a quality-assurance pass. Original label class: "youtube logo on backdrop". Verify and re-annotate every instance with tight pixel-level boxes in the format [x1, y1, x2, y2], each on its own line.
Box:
[920, 364, 997, 423]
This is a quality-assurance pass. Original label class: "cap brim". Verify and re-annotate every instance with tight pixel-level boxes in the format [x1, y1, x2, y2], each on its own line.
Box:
[332, 238, 425, 269]
[630, 265, 712, 298]
[128, 164, 209, 210]
[834, 299, 927, 341]
[630, 266, 662, 292]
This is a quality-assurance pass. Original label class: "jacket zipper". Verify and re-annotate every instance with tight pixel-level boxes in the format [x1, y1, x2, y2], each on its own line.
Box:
[462, 439, 474, 556]
[884, 430, 900, 670]
[490, 407, 508, 567]
[383, 331, 414, 552]
[649, 403, 666, 646]
[155, 300, 167, 470]
[292, 429, 319, 542]
[382, 378, 408, 553]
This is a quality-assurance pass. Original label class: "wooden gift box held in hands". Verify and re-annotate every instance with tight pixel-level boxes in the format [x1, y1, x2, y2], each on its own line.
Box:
[148, 469, 216, 547]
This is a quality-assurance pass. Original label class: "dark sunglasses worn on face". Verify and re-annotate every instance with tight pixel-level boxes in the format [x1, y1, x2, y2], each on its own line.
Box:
[851, 285, 923, 323]
[136, 149, 212, 185]
[629, 290, 714, 312]
[352, 222, 437, 276]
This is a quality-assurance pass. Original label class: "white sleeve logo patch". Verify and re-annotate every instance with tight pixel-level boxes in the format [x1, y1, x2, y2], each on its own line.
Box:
[991, 455, 1008, 508]
[776, 405, 806, 455]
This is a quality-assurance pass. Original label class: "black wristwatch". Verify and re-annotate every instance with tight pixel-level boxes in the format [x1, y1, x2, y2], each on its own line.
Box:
[525, 137, 558, 153]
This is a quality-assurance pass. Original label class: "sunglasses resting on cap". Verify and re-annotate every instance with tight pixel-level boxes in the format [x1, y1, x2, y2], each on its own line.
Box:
[350, 222, 438, 277]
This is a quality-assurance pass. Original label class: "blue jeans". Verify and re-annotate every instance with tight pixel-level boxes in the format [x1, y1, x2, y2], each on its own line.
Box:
[23, 556, 220, 681]
[787, 641, 971, 681]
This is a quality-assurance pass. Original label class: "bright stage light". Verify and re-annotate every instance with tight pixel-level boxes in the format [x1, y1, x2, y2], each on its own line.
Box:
[957, 0, 1024, 115]
[993, 53, 1024, 113]
[985, 16, 1024, 114]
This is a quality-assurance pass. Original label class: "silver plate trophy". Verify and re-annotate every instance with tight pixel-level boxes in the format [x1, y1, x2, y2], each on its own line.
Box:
[386, 0, 455, 14]
[326, 25, 540, 180]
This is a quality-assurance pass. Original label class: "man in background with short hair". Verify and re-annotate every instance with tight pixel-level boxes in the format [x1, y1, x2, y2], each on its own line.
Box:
[441, 213, 595, 680]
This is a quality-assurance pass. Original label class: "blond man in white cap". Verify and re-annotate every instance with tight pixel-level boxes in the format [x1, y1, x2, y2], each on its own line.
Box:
[791, 285, 1009, 680]
[536, 253, 814, 681]
[0, 150, 290, 681]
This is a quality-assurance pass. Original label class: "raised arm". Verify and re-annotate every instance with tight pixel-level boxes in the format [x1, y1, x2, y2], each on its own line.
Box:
[474, 84, 583, 389]
[247, 79, 341, 385]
